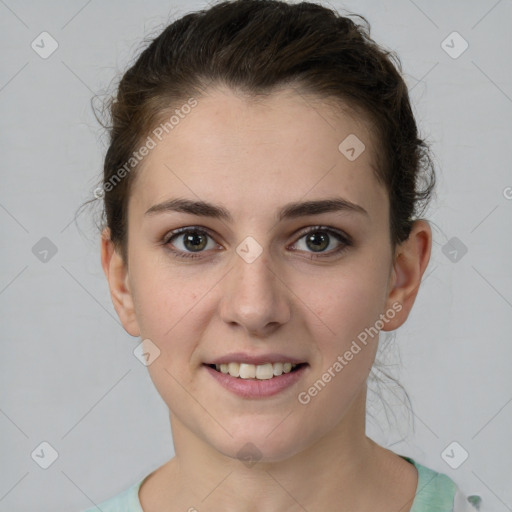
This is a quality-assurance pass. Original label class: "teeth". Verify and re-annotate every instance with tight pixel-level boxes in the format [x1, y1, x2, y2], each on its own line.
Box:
[228, 362, 240, 377]
[256, 363, 273, 380]
[213, 362, 299, 379]
[239, 363, 256, 379]
[273, 362, 283, 376]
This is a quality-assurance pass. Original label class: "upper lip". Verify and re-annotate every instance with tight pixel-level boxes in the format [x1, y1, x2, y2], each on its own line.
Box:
[206, 352, 306, 365]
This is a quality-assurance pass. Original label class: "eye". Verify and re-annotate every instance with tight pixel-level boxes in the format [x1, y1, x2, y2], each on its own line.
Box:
[290, 226, 352, 258]
[162, 225, 352, 260]
[163, 227, 219, 259]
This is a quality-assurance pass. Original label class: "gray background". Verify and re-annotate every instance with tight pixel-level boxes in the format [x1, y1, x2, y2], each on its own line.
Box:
[1, 0, 511, 510]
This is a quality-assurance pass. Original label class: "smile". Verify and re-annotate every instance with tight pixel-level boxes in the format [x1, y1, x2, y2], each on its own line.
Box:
[204, 361, 308, 398]
[209, 362, 302, 380]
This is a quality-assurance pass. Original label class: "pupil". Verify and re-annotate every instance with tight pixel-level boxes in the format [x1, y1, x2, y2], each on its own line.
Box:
[307, 232, 328, 252]
[185, 232, 206, 251]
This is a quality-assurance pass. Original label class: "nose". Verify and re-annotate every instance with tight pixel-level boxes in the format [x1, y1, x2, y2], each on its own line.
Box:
[219, 247, 291, 338]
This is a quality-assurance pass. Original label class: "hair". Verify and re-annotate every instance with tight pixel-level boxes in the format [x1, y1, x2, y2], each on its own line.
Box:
[81, 0, 435, 265]
[80, 0, 436, 434]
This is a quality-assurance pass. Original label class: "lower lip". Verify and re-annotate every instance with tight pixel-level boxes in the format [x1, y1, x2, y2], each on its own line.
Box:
[204, 364, 308, 398]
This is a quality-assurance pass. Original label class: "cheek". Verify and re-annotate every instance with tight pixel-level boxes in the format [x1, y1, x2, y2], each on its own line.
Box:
[128, 257, 206, 358]
[296, 269, 387, 426]
[131, 265, 206, 409]
[308, 259, 391, 345]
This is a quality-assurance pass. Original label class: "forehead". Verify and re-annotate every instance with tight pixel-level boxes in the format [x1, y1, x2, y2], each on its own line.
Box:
[129, 86, 387, 223]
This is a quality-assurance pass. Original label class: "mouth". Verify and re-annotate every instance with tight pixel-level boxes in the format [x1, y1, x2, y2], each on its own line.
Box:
[203, 359, 309, 398]
[206, 362, 307, 380]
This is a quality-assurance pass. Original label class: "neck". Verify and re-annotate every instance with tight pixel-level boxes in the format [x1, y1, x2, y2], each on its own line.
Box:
[158, 388, 395, 512]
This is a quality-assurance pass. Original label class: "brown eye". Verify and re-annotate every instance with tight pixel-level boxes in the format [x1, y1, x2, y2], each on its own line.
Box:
[305, 231, 330, 252]
[164, 227, 218, 259]
[180, 231, 208, 252]
[291, 226, 352, 258]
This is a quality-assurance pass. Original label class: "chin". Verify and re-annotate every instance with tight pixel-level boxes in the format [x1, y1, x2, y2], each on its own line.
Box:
[209, 424, 313, 465]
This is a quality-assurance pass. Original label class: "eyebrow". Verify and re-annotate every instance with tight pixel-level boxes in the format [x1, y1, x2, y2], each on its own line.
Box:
[144, 197, 368, 222]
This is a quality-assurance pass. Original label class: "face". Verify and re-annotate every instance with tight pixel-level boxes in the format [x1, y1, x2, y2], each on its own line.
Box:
[109, 86, 411, 462]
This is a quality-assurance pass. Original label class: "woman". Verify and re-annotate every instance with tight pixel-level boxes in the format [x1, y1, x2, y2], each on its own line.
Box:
[83, 1, 481, 510]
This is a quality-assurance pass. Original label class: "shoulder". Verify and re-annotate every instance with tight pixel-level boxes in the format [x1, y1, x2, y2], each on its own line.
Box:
[402, 456, 482, 512]
[79, 478, 145, 512]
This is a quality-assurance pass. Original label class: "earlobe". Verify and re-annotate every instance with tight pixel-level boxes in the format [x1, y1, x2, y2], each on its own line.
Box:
[100, 228, 141, 337]
[382, 220, 432, 331]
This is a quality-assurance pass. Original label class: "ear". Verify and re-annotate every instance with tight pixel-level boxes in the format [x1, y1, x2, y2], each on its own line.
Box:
[382, 220, 432, 331]
[100, 227, 141, 337]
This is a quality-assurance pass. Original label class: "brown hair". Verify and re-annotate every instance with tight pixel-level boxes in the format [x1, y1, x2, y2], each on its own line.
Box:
[84, 0, 435, 265]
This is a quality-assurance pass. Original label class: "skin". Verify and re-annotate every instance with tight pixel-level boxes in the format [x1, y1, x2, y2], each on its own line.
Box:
[101, 85, 432, 511]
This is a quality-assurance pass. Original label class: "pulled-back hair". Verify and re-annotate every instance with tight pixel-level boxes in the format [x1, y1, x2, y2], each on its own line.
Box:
[88, 0, 435, 264]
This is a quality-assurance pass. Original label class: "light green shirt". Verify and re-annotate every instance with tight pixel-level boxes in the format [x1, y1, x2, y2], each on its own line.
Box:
[81, 456, 482, 511]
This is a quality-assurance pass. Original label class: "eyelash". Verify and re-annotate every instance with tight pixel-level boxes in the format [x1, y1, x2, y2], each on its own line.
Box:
[162, 225, 353, 260]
